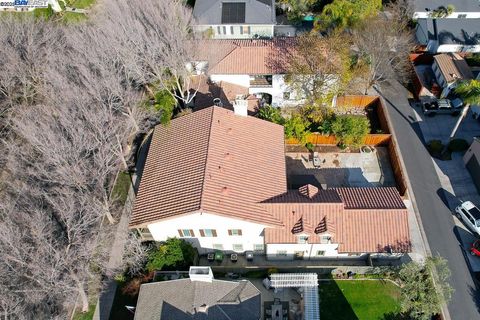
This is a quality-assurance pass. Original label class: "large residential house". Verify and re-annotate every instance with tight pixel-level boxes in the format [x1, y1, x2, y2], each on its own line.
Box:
[432, 53, 474, 97]
[191, 39, 302, 109]
[193, 0, 276, 39]
[415, 18, 480, 53]
[130, 106, 411, 259]
[134, 267, 261, 320]
[413, 0, 480, 19]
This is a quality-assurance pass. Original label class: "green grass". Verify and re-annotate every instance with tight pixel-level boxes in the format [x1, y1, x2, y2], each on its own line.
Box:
[61, 12, 88, 23]
[111, 171, 131, 206]
[319, 280, 402, 320]
[72, 303, 96, 320]
[68, 0, 95, 9]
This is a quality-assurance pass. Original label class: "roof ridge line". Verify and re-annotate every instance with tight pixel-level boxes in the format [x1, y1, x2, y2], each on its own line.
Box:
[209, 41, 242, 72]
[199, 107, 216, 211]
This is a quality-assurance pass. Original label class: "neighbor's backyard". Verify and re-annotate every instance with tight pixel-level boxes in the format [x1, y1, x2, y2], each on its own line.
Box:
[319, 280, 401, 320]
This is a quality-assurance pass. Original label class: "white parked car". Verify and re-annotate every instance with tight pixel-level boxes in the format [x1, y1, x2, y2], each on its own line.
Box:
[455, 201, 480, 236]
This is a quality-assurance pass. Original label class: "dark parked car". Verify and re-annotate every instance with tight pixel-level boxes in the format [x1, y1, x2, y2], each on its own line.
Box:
[422, 98, 463, 116]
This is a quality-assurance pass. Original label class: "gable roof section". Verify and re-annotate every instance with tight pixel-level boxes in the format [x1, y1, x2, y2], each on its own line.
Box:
[193, 0, 275, 25]
[263, 186, 410, 253]
[130, 106, 287, 228]
[134, 279, 261, 320]
[196, 39, 293, 75]
[433, 53, 474, 83]
[335, 187, 406, 210]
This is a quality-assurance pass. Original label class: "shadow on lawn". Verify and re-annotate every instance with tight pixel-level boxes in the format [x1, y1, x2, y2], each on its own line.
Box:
[319, 280, 358, 320]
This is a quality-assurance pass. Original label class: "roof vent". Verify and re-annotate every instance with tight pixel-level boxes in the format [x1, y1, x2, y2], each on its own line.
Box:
[221, 186, 230, 195]
[189, 267, 214, 283]
[298, 184, 319, 199]
[224, 152, 232, 160]
[227, 128, 233, 135]
[196, 304, 209, 314]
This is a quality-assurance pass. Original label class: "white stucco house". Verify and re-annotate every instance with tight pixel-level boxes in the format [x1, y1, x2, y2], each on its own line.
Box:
[192, 0, 276, 39]
[413, 0, 480, 19]
[416, 18, 480, 53]
[191, 39, 303, 108]
[129, 106, 411, 259]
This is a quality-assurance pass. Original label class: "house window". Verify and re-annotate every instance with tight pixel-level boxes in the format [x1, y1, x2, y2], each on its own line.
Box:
[240, 26, 243, 35]
[458, 14, 467, 18]
[217, 26, 221, 34]
[199, 229, 217, 237]
[228, 229, 242, 236]
[230, 26, 234, 34]
[241, 25, 250, 34]
[283, 92, 291, 100]
[316, 250, 326, 256]
[276, 250, 287, 257]
[232, 244, 243, 251]
[213, 244, 224, 250]
[320, 235, 331, 244]
[254, 244, 264, 252]
[222, 26, 227, 34]
[297, 236, 308, 244]
[178, 229, 195, 237]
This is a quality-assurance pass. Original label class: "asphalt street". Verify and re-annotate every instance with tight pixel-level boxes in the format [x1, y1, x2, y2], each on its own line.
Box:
[378, 81, 480, 320]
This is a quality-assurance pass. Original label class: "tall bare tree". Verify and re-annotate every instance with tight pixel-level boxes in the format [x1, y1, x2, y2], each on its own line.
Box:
[352, 15, 414, 94]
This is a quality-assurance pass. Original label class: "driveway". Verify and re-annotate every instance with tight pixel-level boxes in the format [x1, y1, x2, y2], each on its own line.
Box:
[376, 81, 480, 320]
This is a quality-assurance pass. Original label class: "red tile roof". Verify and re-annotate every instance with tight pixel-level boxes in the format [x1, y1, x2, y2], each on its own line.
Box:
[196, 39, 292, 75]
[130, 106, 287, 228]
[335, 187, 406, 210]
[263, 186, 410, 253]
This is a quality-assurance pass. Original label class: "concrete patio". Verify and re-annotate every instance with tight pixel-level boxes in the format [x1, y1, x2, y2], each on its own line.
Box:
[286, 147, 396, 189]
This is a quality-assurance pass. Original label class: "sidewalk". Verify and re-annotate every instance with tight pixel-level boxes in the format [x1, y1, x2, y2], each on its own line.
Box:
[92, 176, 137, 320]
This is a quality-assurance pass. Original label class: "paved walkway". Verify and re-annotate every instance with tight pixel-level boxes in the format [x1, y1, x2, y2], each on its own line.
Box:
[92, 177, 136, 320]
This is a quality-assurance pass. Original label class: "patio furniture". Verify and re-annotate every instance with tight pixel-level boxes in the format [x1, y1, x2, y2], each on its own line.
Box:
[245, 251, 254, 261]
[313, 152, 321, 167]
[207, 252, 215, 262]
[230, 253, 238, 262]
[214, 250, 224, 262]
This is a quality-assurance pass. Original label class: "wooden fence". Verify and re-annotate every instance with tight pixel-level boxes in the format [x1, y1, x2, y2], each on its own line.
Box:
[335, 95, 378, 109]
[285, 133, 391, 146]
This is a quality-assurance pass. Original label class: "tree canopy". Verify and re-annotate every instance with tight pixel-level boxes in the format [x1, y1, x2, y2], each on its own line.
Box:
[398, 257, 453, 320]
[318, 0, 381, 30]
[331, 115, 370, 147]
[146, 238, 197, 272]
[454, 80, 480, 106]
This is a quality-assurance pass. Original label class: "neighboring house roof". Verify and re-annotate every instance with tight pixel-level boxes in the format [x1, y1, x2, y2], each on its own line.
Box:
[193, 0, 276, 25]
[134, 279, 261, 320]
[130, 106, 287, 228]
[433, 53, 474, 83]
[263, 186, 410, 253]
[196, 39, 293, 75]
[416, 18, 480, 46]
[413, 0, 480, 13]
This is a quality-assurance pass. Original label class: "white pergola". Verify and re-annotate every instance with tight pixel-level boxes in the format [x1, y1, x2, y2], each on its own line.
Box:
[270, 273, 320, 320]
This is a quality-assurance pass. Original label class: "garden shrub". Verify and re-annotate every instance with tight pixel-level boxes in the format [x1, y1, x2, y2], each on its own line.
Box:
[146, 238, 196, 272]
[284, 114, 310, 144]
[153, 90, 177, 125]
[447, 138, 469, 152]
[305, 142, 315, 152]
[331, 115, 370, 147]
[257, 104, 285, 125]
[268, 267, 279, 275]
[427, 140, 444, 154]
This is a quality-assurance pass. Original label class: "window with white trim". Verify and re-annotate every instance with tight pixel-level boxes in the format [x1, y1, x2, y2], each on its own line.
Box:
[199, 229, 217, 237]
[213, 244, 224, 250]
[297, 235, 308, 244]
[320, 235, 331, 244]
[228, 229, 242, 236]
[276, 250, 287, 257]
[178, 229, 195, 237]
[316, 250, 325, 256]
[254, 244, 264, 252]
[232, 244, 243, 251]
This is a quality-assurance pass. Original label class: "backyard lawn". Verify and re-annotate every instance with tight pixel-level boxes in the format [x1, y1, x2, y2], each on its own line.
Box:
[72, 304, 96, 320]
[68, 0, 95, 8]
[111, 171, 132, 206]
[319, 280, 402, 320]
